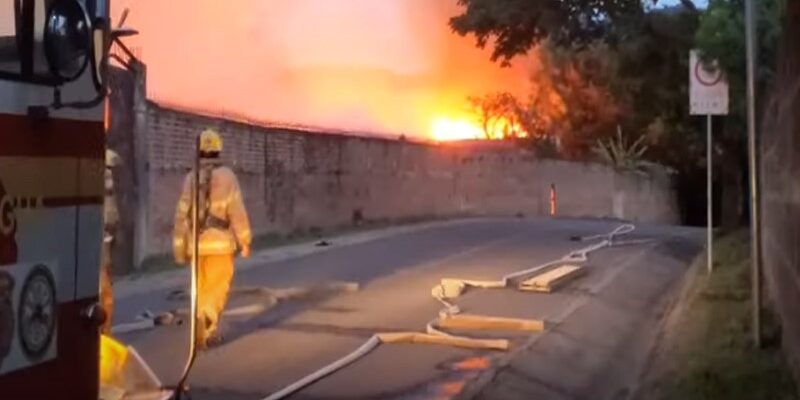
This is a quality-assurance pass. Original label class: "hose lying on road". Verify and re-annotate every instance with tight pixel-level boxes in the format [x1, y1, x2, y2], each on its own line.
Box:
[259, 322, 516, 400]
[433, 224, 637, 312]
[261, 224, 639, 400]
[261, 335, 382, 400]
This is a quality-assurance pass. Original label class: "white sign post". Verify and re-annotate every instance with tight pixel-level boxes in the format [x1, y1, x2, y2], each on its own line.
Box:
[690, 50, 729, 274]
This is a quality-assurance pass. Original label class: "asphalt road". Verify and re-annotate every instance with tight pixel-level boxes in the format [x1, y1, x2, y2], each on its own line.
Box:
[112, 218, 703, 400]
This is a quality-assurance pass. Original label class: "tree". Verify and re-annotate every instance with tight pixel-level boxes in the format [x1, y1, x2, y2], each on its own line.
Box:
[614, 7, 701, 170]
[524, 53, 565, 140]
[450, 0, 789, 226]
[694, 0, 783, 134]
[450, 1, 699, 161]
[466, 43, 626, 157]
[449, 0, 694, 65]
[694, 0, 784, 226]
[543, 42, 629, 158]
[453, 1, 710, 223]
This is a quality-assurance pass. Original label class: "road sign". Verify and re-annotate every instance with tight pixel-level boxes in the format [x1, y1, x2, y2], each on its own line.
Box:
[690, 50, 729, 115]
[690, 50, 728, 275]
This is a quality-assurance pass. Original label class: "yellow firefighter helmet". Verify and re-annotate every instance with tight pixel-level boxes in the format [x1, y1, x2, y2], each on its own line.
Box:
[105, 149, 121, 168]
[200, 128, 223, 153]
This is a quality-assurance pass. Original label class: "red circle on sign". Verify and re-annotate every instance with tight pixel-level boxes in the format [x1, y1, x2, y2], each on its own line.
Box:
[695, 61, 723, 87]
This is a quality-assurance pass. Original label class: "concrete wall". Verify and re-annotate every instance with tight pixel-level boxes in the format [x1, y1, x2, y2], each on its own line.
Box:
[107, 67, 679, 268]
[760, 14, 800, 382]
[132, 104, 678, 258]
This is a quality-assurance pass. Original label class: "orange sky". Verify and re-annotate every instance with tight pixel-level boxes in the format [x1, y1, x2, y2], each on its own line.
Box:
[112, 0, 532, 139]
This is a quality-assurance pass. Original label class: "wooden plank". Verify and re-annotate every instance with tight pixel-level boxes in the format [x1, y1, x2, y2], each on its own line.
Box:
[518, 265, 586, 293]
[438, 314, 545, 332]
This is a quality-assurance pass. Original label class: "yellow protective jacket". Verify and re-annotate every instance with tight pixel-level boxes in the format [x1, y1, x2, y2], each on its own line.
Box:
[173, 162, 252, 263]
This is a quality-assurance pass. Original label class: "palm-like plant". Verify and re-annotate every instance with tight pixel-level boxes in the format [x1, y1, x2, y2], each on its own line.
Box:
[593, 126, 656, 173]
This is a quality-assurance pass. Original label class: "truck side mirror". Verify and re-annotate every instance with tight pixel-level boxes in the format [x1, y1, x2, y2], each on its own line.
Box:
[44, 0, 92, 83]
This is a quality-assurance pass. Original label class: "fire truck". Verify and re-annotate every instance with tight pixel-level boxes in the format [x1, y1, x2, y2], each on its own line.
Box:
[0, 1, 138, 398]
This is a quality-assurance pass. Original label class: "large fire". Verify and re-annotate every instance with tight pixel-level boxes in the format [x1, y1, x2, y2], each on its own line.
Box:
[431, 117, 484, 141]
[112, 0, 534, 142]
[431, 116, 527, 142]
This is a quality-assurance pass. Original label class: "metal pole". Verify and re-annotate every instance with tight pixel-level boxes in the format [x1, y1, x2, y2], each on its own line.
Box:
[745, 0, 762, 348]
[707, 115, 713, 274]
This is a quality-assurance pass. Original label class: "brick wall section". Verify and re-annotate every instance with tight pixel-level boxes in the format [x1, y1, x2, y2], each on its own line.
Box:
[138, 103, 679, 257]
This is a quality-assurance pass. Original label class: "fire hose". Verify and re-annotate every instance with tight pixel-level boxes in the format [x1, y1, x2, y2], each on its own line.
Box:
[432, 224, 637, 312]
[261, 223, 639, 400]
[173, 134, 203, 399]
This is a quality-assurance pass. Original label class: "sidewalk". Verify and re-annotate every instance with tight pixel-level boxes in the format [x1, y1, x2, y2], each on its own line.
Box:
[112, 218, 487, 300]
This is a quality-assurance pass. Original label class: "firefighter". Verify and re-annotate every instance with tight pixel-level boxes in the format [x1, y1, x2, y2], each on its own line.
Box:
[101, 149, 122, 335]
[173, 128, 251, 348]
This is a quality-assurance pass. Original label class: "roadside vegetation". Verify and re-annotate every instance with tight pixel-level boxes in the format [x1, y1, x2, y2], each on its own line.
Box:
[637, 230, 798, 400]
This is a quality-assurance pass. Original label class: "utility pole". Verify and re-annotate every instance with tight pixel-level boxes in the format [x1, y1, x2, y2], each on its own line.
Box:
[744, 0, 763, 348]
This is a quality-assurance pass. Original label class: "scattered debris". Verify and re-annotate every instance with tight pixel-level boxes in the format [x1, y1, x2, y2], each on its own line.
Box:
[114, 282, 360, 335]
[111, 311, 181, 335]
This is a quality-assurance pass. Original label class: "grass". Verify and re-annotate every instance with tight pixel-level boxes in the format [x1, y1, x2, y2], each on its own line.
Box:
[639, 229, 798, 400]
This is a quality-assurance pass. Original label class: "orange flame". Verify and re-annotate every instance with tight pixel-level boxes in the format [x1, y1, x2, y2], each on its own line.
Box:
[431, 117, 484, 141]
[432, 116, 527, 142]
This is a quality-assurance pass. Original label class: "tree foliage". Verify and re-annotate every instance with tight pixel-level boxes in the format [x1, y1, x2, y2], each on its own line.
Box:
[538, 42, 628, 158]
[452, 0, 788, 226]
[693, 0, 784, 225]
[451, 0, 704, 166]
[467, 43, 626, 158]
[695, 0, 784, 127]
[616, 8, 703, 170]
[449, 0, 695, 65]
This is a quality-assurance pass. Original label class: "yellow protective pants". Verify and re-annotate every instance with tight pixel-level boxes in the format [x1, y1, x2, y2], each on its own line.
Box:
[100, 241, 114, 335]
[197, 254, 234, 346]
